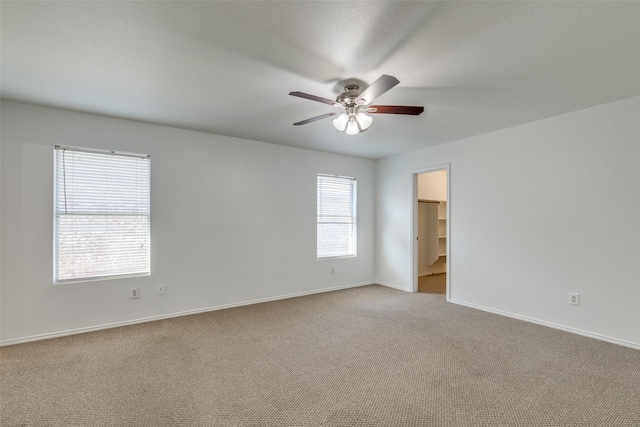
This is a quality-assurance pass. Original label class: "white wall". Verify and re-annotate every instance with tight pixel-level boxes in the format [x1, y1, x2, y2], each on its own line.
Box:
[376, 96, 640, 348]
[3, 97, 639, 348]
[0, 101, 376, 344]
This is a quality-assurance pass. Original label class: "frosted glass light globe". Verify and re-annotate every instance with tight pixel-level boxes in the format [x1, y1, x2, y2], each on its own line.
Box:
[356, 113, 372, 130]
[346, 120, 360, 135]
[333, 114, 348, 131]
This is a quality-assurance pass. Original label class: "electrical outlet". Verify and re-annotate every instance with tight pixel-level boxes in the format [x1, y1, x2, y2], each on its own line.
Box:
[569, 292, 580, 306]
[130, 288, 139, 299]
[158, 284, 166, 295]
[330, 267, 335, 274]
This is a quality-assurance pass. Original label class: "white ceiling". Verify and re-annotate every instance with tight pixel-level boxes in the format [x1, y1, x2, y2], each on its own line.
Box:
[2, 1, 639, 159]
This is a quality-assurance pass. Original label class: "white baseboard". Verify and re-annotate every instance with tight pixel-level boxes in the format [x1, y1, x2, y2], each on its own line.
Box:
[376, 281, 411, 292]
[0, 281, 374, 347]
[449, 298, 640, 351]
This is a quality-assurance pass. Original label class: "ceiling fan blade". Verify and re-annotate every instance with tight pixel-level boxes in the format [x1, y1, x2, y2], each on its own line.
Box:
[367, 105, 424, 115]
[293, 112, 339, 126]
[355, 75, 400, 105]
[289, 91, 341, 107]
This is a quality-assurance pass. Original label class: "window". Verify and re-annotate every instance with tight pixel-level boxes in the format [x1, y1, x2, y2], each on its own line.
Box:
[54, 146, 150, 282]
[317, 174, 357, 258]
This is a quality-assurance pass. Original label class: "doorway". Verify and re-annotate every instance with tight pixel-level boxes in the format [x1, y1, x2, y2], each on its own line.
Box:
[413, 166, 450, 299]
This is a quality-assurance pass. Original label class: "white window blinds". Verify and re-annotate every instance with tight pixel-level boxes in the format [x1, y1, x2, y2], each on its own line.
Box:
[317, 174, 357, 258]
[54, 146, 150, 282]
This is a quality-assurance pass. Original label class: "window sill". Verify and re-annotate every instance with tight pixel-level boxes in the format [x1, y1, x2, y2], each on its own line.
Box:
[317, 254, 357, 260]
[54, 272, 150, 285]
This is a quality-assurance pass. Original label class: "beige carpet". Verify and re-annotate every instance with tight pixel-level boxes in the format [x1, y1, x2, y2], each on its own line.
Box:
[1, 285, 639, 426]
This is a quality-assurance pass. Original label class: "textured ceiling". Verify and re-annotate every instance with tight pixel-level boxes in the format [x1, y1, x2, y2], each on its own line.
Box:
[2, 1, 639, 159]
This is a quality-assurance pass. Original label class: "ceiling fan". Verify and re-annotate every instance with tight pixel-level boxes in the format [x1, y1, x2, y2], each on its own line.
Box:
[289, 75, 423, 135]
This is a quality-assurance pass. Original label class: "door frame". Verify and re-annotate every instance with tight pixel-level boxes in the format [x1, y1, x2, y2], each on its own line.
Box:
[411, 164, 451, 300]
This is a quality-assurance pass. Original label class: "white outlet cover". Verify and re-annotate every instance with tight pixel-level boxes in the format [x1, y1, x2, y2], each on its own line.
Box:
[569, 293, 580, 305]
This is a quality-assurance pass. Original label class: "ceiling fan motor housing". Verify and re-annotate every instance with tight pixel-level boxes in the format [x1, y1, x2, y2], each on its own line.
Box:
[337, 85, 362, 105]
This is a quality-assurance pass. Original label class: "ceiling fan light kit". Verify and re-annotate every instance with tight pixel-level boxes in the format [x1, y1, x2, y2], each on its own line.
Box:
[290, 75, 424, 136]
[332, 108, 373, 135]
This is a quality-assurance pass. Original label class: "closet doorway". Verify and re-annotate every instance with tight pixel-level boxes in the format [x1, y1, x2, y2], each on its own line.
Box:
[413, 166, 449, 299]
